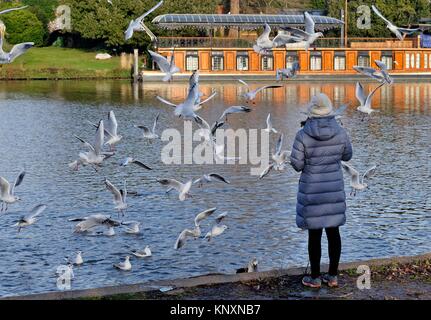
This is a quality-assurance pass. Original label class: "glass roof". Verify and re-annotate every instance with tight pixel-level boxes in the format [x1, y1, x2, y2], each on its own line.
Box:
[152, 14, 343, 30]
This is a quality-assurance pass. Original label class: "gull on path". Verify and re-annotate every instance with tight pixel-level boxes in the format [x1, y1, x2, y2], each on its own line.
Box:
[372, 5, 419, 41]
[355, 82, 384, 115]
[342, 162, 377, 196]
[14, 204, 47, 232]
[157, 178, 192, 201]
[124, 0, 163, 41]
[238, 79, 282, 103]
[134, 113, 160, 139]
[0, 170, 25, 212]
[114, 256, 132, 271]
[236, 258, 259, 273]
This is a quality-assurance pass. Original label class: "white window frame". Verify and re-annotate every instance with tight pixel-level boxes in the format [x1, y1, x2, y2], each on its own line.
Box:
[334, 55, 346, 70]
[357, 55, 370, 67]
[381, 55, 393, 70]
[416, 53, 421, 69]
[286, 55, 298, 69]
[185, 54, 199, 71]
[261, 55, 274, 71]
[405, 53, 410, 69]
[236, 54, 249, 71]
[211, 53, 224, 71]
[310, 55, 322, 71]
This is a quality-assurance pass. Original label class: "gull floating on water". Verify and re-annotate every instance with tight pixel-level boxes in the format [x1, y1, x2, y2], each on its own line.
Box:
[131, 246, 152, 258]
[14, 204, 47, 232]
[372, 5, 419, 41]
[124, 0, 163, 41]
[238, 79, 282, 103]
[355, 82, 384, 115]
[134, 113, 160, 140]
[282, 12, 324, 50]
[74, 251, 84, 265]
[114, 256, 131, 271]
[276, 61, 300, 81]
[157, 178, 192, 201]
[105, 179, 128, 216]
[120, 157, 152, 170]
[122, 221, 141, 234]
[264, 113, 278, 133]
[0, 170, 25, 212]
[342, 162, 377, 196]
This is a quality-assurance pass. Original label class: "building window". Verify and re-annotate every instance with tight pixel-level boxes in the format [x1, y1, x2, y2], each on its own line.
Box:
[334, 54, 346, 70]
[310, 54, 322, 71]
[236, 52, 249, 71]
[425, 54, 428, 69]
[185, 52, 199, 71]
[406, 53, 411, 69]
[212, 52, 224, 71]
[286, 53, 298, 69]
[261, 55, 274, 71]
[357, 53, 370, 67]
[381, 53, 393, 70]
[416, 53, 421, 69]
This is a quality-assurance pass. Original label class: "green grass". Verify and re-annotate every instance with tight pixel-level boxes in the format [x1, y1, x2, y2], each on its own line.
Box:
[0, 47, 131, 79]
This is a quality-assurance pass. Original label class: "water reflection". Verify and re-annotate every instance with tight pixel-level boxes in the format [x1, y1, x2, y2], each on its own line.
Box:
[0, 80, 429, 297]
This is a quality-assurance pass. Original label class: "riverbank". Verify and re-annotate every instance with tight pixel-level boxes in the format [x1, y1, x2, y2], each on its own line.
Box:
[0, 47, 130, 80]
[4, 253, 430, 300]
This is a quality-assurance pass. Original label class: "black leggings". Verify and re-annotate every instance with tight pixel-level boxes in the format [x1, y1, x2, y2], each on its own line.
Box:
[308, 227, 341, 279]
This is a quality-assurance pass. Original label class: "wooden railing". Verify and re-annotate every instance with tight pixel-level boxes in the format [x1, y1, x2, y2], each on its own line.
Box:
[157, 37, 420, 49]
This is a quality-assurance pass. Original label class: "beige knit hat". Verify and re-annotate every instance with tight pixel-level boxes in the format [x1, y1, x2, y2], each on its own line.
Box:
[307, 93, 334, 117]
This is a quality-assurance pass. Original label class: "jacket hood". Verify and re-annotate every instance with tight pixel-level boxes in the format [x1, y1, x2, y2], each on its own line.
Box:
[303, 116, 340, 141]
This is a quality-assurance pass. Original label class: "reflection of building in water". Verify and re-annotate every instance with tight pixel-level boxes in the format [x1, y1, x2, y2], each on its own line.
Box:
[141, 82, 431, 114]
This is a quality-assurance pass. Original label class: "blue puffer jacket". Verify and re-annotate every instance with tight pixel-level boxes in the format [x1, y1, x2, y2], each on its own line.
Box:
[290, 116, 353, 230]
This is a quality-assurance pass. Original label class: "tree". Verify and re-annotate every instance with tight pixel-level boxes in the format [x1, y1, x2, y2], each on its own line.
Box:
[0, 1, 45, 45]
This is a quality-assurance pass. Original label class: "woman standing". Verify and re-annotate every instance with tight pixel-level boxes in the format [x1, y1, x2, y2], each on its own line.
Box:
[290, 93, 353, 288]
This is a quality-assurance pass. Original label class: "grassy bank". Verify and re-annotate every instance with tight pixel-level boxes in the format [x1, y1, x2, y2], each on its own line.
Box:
[0, 47, 131, 80]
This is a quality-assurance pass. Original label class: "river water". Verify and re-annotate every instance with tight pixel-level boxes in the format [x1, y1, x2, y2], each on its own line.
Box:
[0, 80, 429, 297]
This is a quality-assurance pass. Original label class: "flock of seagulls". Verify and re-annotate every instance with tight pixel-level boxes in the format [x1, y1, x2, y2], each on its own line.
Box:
[1, 1, 416, 285]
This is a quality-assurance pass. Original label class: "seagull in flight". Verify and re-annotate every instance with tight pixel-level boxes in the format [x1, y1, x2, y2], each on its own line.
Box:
[253, 23, 299, 54]
[193, 173, 230, 188]
[0, 35, 33, 64]
[259, 134, 291, 180]
[372, 5, 419, 41]
[104, 179, 128, 216]
[14, 204, 47, 232]
[71, 214, 121, 233]
[0, 171, 25, 212]
[342, 162, 377, 196]
[157, 178, 192, 201]
[276, 61, 300, 81]
[355, 82, 384, 116]
[120, 157, 152, 170]
[282, 12, 324, 50]
[238, 79, 282, 104]
[264, 113, 278, 133]
[134, 113, 160, 140]
[124, 0, 163, 41]
[149, 49, 180, 82]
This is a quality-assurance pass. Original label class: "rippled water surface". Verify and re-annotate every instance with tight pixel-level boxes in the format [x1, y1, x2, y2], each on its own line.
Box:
[0, 80, 430, 297]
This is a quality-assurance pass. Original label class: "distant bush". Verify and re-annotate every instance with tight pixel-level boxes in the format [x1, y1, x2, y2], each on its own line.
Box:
[1, 9, 45, 46]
